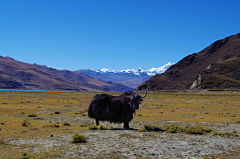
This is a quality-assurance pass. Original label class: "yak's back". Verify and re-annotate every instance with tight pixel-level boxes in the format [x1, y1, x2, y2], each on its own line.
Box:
[88, 94, 115, 118]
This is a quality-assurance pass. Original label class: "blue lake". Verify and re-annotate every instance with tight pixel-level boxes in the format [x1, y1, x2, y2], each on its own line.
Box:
[0, 89, 68, 92]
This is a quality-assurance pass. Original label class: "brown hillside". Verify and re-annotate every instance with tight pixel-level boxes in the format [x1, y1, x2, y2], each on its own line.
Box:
[136, 33, 240, 91]
[190, 55, 240, 90]
[31, 64, 133, 92]
[0, 74, 25, 89]
[0, 56, 132, 92]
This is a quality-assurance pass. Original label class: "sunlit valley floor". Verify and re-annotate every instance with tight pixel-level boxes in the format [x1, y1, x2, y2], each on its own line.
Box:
[0, 91, 240, 158]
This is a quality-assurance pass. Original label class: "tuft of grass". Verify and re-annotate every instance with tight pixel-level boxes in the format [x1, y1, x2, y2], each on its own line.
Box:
[27, 113, 37, 117]
[54, 124, 60, 128]
[79, 124, 88, 127]
[185, 125, 209, 135]
[212, 130, 238, 138]
[137, 128, 148, 132]
[75, 111, 86, 116]
[71, 133, 88, 143]
[22, 120, 30, 127]
[165, 124, 185, 133]
[88, 123, 98, 130]
[0, 136, 6, 145]
[138, 124, 212, 135]
[87, 123, 107, 130]
[22, 151, 27, 156]
[54, 111, 60, 114]
[144, 125, 164, 132]
[231, 114, 236, 117]
[97, 125, 107, 130]
[63, 122, 71, 126]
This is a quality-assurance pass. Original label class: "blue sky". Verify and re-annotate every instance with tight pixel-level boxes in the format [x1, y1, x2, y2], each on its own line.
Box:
[1, 0, 240, 71]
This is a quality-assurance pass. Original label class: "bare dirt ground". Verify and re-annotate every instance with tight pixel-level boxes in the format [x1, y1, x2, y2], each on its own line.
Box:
[6, 118, 240, 159]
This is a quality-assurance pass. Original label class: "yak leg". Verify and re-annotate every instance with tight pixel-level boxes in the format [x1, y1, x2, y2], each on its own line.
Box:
[96, 119, 99, 126]
[124, 113, 134, 130]
[124, 121, 130, 129]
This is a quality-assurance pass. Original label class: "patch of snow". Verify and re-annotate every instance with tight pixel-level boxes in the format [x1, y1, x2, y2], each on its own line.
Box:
[78, 62, 173, 76]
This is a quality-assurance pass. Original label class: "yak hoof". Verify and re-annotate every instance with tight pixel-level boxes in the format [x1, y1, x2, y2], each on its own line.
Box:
[124, 127, 134, 130]
[96, 119, 99, 126]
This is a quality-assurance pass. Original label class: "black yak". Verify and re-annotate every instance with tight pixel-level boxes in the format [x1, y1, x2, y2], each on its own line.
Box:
[88, 91, 147, 129]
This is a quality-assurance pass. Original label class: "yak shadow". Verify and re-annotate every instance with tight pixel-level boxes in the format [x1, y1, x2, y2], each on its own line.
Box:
[109, 128, 138, 131]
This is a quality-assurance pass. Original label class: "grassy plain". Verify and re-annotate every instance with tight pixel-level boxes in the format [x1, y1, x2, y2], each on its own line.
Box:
[0, 91, 240, 158]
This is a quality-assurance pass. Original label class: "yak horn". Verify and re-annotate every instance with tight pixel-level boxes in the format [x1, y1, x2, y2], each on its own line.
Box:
[141, 92, 147, 98]
[123, 91, 131, 99]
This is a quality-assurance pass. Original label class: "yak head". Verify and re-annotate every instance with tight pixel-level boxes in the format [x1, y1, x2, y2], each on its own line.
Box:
[123, 91, 147, 110]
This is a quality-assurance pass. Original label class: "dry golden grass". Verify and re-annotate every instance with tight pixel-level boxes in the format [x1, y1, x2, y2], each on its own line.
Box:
[0, 91, 240, 158]
[134, 92, 240, 124]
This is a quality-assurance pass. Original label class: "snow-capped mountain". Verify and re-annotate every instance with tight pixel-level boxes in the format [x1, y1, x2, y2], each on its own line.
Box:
[89, 62, 173, 76]
[76, 62, 173, 89]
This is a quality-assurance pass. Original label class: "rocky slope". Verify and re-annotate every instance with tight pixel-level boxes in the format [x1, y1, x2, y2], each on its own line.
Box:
[0, 56, 132, 92]
[190, 55, 240, 90]
[136, 33, 240, 91]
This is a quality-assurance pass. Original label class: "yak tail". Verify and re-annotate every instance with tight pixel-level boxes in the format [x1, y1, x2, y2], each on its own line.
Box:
[88, 94, 99, 118]
[88, 99, 94, 118]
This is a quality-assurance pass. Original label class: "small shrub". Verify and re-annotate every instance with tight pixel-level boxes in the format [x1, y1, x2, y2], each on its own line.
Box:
[63, 122, 71, 126]
[203, 127, 212, 133]
[212, 132, 225, 137]
[88, 123, 98, 130]
[22, 151, 27, 156]
[231, 114, 236, 117]
[97, 125, 107, 130]
[165, 124, 184, 133]
[232, 130, 237, 133]
[54, 111, 60, 114]
[22, 120, 30, 127]
[144, 125, 164, 132]
[27, 113, 37, 117]
[22, 151, 29, 159]
[185, 125, 205, 135]
[212, 130, 238, 137]
[0, 136, 6, 145]
[87, 123, 107, 130]
[71, 133, 88, 143]
[139, 124, 212, 135]
[54, 124, 60, 127]
[137, 128, 148, 132]
[75, 111, 86, 115]
[80, 124, 88, 127]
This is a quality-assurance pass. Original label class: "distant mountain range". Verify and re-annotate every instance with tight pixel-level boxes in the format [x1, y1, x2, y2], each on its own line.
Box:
[76, 62, 173, 88]
[2, 33, 239, 92]
[0, 56, 171, 92]
[136, 33, 240, 91]
[0, 56, 133, 92]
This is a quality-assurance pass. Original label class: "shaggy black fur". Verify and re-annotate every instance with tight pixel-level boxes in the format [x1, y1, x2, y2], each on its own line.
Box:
[88, 91, 145, 129]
